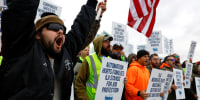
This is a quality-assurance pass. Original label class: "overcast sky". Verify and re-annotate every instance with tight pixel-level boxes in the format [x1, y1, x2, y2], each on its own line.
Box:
[53, 0, 200, 63]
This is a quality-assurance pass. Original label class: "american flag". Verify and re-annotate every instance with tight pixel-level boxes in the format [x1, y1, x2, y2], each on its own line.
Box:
[128, 0, 160, 38]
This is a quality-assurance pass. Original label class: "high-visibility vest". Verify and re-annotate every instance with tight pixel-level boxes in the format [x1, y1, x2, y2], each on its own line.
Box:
[79, 56, 84, 62]
[183, 68, 186, 74]
[0, 56, 3, 66]
[85, 53, 102, 100]
[120, 56, 126, 61]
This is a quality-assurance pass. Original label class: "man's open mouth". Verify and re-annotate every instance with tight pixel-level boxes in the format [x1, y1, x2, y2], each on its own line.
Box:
[55, 36, 64, 47]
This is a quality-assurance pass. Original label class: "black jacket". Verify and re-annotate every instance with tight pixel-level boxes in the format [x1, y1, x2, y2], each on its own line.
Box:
[0, 0, 97, 99]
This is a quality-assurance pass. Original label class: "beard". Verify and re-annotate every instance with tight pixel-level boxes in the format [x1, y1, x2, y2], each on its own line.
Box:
[101, 46, 111, 57]
[175, 60, 180, 63]
[152, 63, 160, 68]
[40, 34, 62, 58]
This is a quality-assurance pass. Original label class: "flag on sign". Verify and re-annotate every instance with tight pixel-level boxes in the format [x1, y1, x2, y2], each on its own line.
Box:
[128, 0, 160, 38]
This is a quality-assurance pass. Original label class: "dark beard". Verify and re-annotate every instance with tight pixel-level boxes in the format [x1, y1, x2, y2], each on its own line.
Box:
[40, 34, 62, 59]
[152, 63, 160, 68]
[101, 46, 111, 57]
[175, 61, 180, 63]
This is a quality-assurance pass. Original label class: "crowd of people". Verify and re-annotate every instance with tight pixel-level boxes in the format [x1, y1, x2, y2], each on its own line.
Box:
[0, 0, 199, 100]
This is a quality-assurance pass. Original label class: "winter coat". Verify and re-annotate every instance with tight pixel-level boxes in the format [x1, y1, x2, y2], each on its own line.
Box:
[125, 61, 150, 100]
[0, 0, 97, 99]
[74, 35, 105, 100]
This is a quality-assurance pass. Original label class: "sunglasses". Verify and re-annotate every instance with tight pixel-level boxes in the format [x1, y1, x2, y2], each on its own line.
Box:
[46, 23, 66, 33]
[168, 59, 174, 61]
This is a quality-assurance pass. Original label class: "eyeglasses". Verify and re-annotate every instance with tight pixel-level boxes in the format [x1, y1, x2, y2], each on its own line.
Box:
[168, 59, 174, 61]
[175, 56, 179, 58]
[46, 23, 66, 33]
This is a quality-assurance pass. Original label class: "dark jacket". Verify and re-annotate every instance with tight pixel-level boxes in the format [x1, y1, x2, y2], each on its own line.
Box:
[160, 63, 176, 100]
[0, 0, 97, 100]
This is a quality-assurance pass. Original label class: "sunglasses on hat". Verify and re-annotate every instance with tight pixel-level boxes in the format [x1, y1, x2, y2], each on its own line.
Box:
[46, 23, 66, 33]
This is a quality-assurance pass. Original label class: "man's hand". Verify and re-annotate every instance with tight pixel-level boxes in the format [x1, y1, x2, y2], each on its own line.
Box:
[183, 82, 185, 86]
[183, 75, 186, 80]
[171, 84, 177, 90]
[140, 90, 148, 99]
[190, 77, 193, 82]
[96, 0, 107, 16]
[194, 94, 198, 99]
[124, 77, 128, 84]
[160, 91, 164, 97]
[168, 89, 172, 93]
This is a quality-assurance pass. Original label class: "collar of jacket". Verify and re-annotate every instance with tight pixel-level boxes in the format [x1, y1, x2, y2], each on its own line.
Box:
[160, 63, 173, 69]
[129, 61, 146, 69]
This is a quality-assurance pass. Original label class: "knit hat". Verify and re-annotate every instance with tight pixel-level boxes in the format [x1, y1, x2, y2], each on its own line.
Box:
[35, 15, 65, 32]
[137, 50, 149, 59]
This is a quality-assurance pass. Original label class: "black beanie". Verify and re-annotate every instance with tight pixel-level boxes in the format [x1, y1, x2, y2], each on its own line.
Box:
[137, 50, 149, 59]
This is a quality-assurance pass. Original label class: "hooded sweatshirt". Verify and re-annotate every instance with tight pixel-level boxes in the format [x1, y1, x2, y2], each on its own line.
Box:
[75, 35, 105, 100]
[125, 61, 150, 100]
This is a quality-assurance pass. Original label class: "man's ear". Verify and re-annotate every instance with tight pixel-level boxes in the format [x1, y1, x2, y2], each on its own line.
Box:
[36, 32, 41, 40]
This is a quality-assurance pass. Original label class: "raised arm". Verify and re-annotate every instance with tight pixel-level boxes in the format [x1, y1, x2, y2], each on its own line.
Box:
[1, 0, 39, 58]
[64, 0, 98, 61]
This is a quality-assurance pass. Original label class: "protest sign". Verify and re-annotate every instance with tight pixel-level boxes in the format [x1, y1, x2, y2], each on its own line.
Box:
[35, 0, 62, 21]
[187, 41, 197, 59]
[0, 0, 6, 6]
[95, 57, 128, 100]
[184, 62, 193, 88]
[169, 39, 174, 55]
[163, 37, 169, 55]
[146, 69, 166, 100]
[112, 21, 130, 56]
[112, 22, 127, 46]
[137, 45, 146, 51]
[162, 71, 174, 100]
[195, 77, 200, 100]
[146, 31, 163, 54]
[173, 68, 185, 99]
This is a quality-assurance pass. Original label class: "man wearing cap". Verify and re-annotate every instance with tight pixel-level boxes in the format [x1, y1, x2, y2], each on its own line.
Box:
[125, 50, 150, 100]
[75, 35, 113, 100]
[0, 0, 107, 99]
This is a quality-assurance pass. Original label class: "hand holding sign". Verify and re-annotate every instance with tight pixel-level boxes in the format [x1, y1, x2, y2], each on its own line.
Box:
[194, 94, 198, 99]
[123, 77, 128, 84]
[171, 84, 177, 90]
[140, 90, 148, 99]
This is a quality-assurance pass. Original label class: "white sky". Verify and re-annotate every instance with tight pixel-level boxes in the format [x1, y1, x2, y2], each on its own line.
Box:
[52, 0, 200, 63]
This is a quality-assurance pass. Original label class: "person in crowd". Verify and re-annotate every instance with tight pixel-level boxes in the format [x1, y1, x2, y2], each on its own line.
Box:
[160, 56, 178, 100]
[74, 46, 90, 76]
[0, 0, 107, 99]
[110, 43, 126, 61]
[146, 53, 160, 74]
[127, 53, 137, 65]
[142, 53, 165, 98]
[172, 53, 183, 70]
[125, 50, 150, 100]
[189, 64, 200, 100]
[0, 55, 3, 66]
[75, 35, 113, 100]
